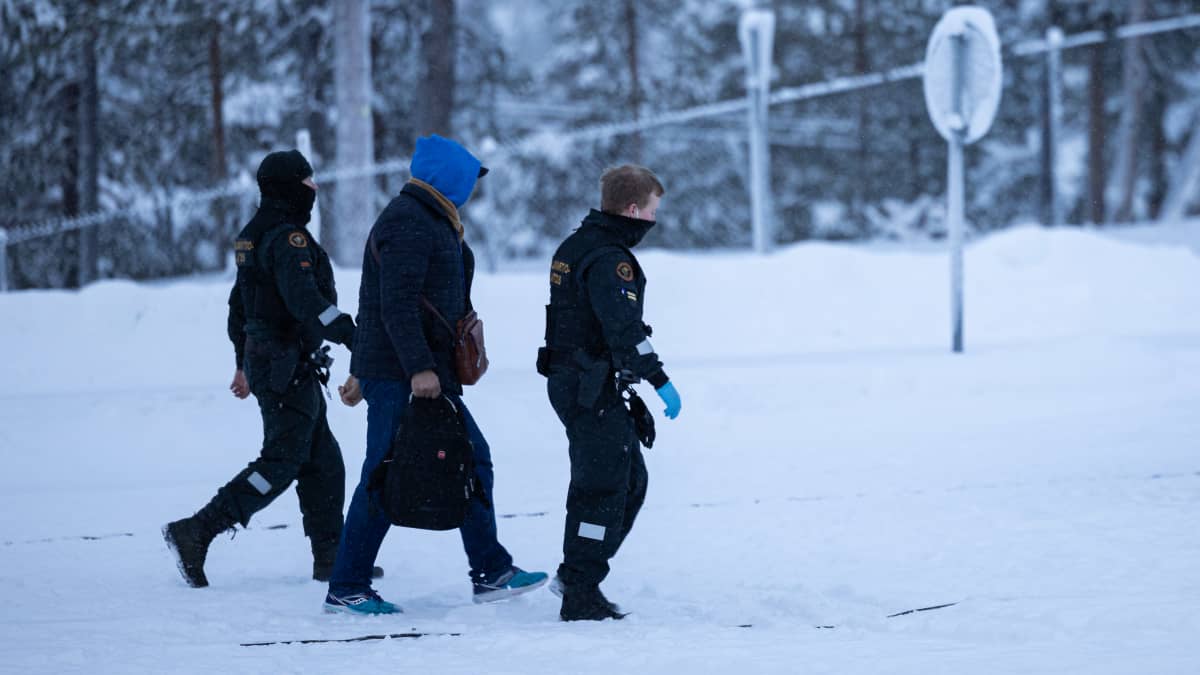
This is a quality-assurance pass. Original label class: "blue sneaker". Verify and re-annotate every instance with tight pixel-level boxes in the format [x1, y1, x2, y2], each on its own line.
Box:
[473, 566, 549, 604]
[323, 591, 402, 615]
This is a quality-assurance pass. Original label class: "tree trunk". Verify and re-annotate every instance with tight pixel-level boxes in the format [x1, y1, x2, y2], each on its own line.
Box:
[77, 0, 100, 286]
[1039, 52, 1055, 225]
[61, 82, 81, 290]
[1039, 1, 1064, 227]
[208, 17, 229, 267]
[305, 22, 329, 162]
[1108, 0, 1148, 223]
[1146, 82, 1169, 219]
[416, 0, 456, 137]
[62, 83, 81, 220]
[852, 0, 869, 235]
[1086, 38, 1108, 224]
[623, 0, 642, 163]
[333, 0, 374, 265]
[1161, 114, 1200, 223]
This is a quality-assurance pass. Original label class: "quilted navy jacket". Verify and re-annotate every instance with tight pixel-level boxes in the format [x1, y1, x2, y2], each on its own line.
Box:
[350, 136, 483, 394]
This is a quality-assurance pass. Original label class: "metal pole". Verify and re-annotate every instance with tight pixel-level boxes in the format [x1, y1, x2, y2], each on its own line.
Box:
[748, 75, 770, 254]
[740, 9, 775, 254]
[949, 136, 965, 354]
[296, 129, 321, 244]
[0, 229, 9, 292]
[1046, 27, 1064, 226]
[949, 33, 967, 354]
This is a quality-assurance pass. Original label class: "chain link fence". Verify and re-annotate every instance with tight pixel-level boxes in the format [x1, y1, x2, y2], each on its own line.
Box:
[4, 12, 1199, 290]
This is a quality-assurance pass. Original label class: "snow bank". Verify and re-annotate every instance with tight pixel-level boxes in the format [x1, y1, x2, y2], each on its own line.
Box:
[4, 226, 1198, 394]
[1, 226, 1198, 674]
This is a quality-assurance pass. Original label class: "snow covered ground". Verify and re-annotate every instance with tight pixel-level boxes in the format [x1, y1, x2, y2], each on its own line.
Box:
[2, 225, 1199, 674]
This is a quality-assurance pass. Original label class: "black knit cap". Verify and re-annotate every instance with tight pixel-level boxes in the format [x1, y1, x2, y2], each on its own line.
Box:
[257, 149, 313, 189]
[256, 149, 316, 223]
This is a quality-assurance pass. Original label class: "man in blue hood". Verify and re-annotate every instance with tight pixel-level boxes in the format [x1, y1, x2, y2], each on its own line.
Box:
[323, 135, 548, 615]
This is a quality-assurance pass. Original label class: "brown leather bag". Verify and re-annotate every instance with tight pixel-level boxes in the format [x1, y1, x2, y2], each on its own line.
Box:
[420, 297, 489, 386]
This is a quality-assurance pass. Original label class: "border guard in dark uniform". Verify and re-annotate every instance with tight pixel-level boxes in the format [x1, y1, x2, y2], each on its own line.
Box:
[537, 165, 682, 621]
[164, 149, 357, 588]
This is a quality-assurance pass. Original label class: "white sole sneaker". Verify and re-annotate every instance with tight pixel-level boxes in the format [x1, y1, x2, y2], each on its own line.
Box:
[472, 575, 550, 604]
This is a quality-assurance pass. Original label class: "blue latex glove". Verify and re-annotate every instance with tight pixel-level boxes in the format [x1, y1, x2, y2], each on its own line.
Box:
[656, 382, 681, 420]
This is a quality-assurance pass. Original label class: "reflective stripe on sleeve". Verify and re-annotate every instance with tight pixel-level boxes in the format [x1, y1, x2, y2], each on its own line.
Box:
[318, 305, 343, 326]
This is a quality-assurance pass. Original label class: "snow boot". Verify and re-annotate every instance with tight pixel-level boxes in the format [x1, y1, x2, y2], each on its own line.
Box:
[472, 566, 549, 604]
[311, 537, 339, 582]
[310, 535, 384, 582]
[559, 585, 627, 622]
[163, 508, 229, 588]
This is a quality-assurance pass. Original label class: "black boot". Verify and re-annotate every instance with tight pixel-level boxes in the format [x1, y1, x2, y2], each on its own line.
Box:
[163, 508, 229, 588]
[311, 536, 339, 582]
[560, 585, 627, 622]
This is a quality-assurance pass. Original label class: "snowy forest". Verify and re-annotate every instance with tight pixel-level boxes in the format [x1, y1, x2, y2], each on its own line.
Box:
[3, 0, 1200, 289]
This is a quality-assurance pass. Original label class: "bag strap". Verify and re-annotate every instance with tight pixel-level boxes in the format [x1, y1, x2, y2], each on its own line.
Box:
[420, 296, 457, 338]
[370, 230, 460, 339]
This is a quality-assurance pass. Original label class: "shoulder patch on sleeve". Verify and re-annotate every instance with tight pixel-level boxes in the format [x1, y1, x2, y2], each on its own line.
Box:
[288, 232, 308, 249]
[616, 261, 635, 282]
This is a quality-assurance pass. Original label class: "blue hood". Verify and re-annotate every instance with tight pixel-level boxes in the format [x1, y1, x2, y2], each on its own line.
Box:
[410, 135, 482, 207]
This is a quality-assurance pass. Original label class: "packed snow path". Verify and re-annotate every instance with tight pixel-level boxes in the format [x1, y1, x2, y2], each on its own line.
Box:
[2, 227, 1198, 674]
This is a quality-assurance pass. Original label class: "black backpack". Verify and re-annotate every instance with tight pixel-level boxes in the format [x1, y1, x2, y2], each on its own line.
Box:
[368, 396, 486, 531]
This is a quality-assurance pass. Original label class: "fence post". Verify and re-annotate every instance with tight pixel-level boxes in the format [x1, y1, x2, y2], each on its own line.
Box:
[1040, 27, 1064, 226]
[739, 8, 776, 254]
[296, 129, 321, 244]
[0, 229, 8, 292]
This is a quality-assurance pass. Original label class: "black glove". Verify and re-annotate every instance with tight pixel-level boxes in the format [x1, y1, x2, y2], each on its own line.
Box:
[625, 388, 656, 449]
[615, 350, 667, 387]
[328, 314, 356, 350]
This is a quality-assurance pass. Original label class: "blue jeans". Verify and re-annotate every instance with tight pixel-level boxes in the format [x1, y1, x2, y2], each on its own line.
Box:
[328, 377, 513, 597]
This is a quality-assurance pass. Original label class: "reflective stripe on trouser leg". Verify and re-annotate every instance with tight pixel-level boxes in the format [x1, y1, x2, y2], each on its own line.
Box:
[559, 408, 639, 588]
[214, 380, 322, 527]
[578, 522, 607, 541]
[247, 472, 272, 495]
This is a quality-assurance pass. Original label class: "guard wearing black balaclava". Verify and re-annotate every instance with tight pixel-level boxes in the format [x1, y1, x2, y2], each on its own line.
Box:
[164, 149, 369, 589]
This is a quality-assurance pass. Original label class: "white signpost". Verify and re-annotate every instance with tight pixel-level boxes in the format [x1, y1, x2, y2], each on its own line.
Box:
[739, 8, 776, 255]
[922, 7, 1003, 353]
[296, 129, 321, 244]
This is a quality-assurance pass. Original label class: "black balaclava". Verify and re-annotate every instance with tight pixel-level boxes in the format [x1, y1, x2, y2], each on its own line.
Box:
[256, 149, 315, 225]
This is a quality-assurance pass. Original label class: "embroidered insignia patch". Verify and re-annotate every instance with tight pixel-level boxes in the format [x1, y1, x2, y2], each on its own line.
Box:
[288, 232, 308, 248]
[616, 262, 635, 282]
[620, 288, 638, 303]
[551, 272, 562, 286]
[552, 261, 572, 274]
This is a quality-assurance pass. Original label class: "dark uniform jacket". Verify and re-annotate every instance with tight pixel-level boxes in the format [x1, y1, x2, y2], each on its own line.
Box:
[540, 209, 669, 402]
[227, 198, 350, 390]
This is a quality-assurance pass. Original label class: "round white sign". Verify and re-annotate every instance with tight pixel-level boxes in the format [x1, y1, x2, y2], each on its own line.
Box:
[922, 7, 1003, 145]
